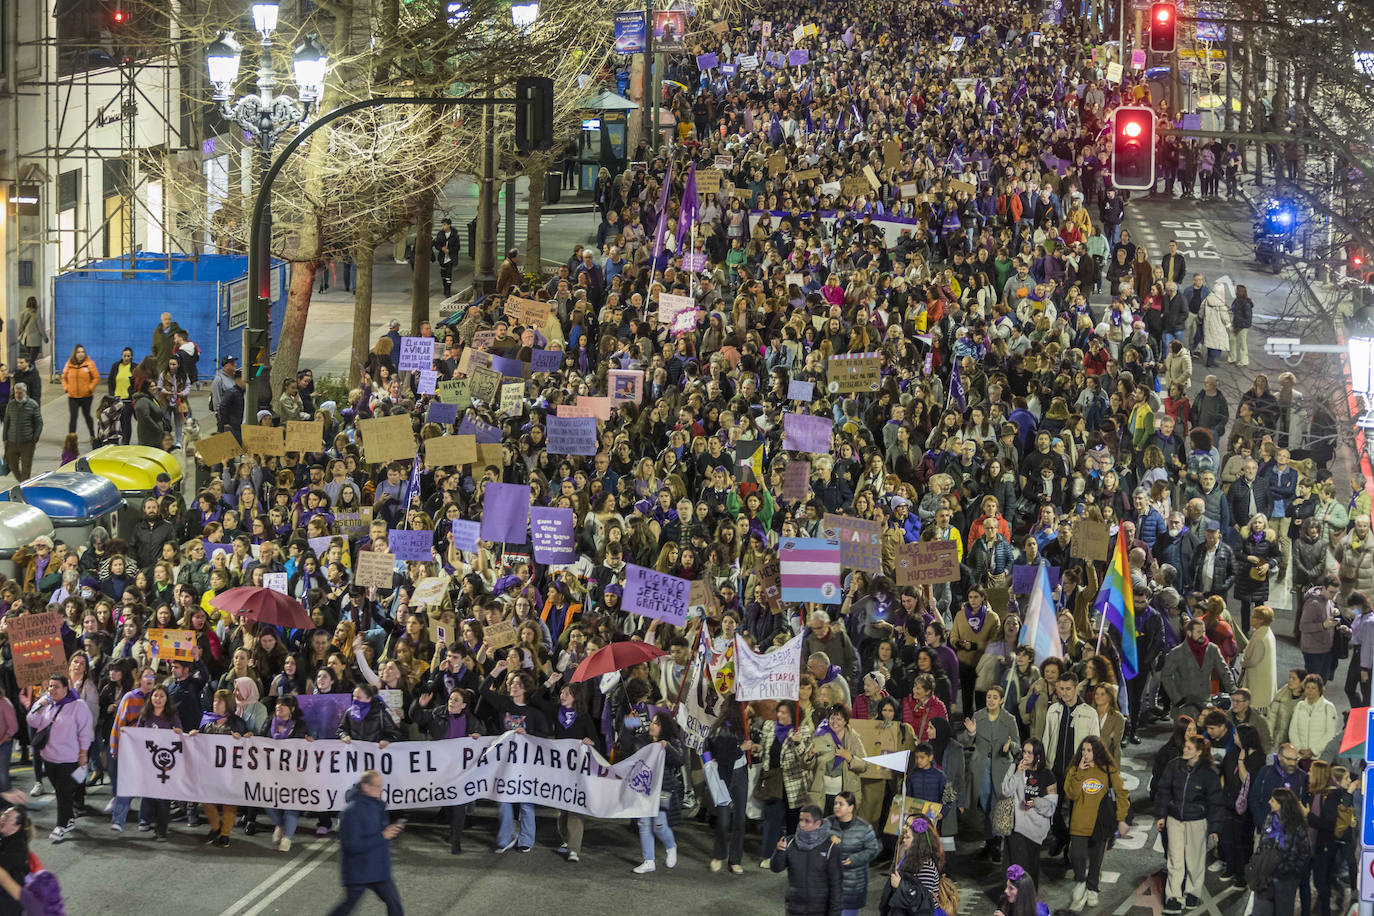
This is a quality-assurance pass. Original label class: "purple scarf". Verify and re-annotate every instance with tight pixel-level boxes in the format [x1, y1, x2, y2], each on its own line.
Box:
[444, 712, 469, 740]
[270, 716, 294, 739]
[965, 602, 989, 633]
[348, 699, 371, 721]
[557, 707, 578, 730]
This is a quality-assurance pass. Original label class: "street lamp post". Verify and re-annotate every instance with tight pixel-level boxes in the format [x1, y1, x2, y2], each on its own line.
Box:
[206, 1, 327, 427]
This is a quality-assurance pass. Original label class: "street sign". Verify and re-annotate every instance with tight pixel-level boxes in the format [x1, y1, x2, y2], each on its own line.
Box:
[1366, 708, 1374, 762]
[1362, 848, 1374, 902]
[1364, 767, 1374, 847]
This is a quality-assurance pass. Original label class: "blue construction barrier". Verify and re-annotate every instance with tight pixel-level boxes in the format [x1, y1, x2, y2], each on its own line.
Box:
[53, 252, 287, 377]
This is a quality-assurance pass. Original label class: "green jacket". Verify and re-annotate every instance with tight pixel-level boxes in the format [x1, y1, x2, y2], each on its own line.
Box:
[2, 397, 41, 443]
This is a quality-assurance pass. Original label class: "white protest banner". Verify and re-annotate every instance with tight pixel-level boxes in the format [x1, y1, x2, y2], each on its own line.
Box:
[118, 728, 663, 818]
[733, 631, 804, 701]
[262, 572, 288, 595]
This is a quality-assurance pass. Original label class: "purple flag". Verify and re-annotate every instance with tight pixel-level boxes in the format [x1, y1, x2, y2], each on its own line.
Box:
[950, 359, 968, 412]
[783, 413, 833, 454]
[480, 482, 529, 543]
[400, 455, 422, 517]
[805, 110, 815, 134]
[388, 529, 434, 562]
[696, 52, 718, 70]
[1011, 78, 1028, 105]
[651, 155, 676, 261]
[842, 26, 854, 47]
[530, 506, 576, 565]
[787, 48, 809, 67]
[623, 563, 690, 626]
[676, 162, 698, 251]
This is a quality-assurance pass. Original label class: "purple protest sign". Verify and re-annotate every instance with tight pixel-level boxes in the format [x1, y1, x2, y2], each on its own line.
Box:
[530, 349, 562, 373]
[490, 355, 526, 378]
[480, 482, 529, 543]
[788, 380, 814, 402]
[765, 50, 785, 67]
[783, 413, 833, 454]
[696, 52, 718, 69]
[788, 49, 809, 66]
[388, 529, 434, 562]
[546, 415, 598, 456]
[397, 337, 435, 372]
[623, 563, 689, 626]
[1011, 564, 1060, 593]
[681, 252, 707, 272]
[297, 694, 352, 739]
[459, 416, 502, 443]
[720, 63, 736, 76]
[530, 507, 576, 564]
[417, 369, 438, 395]
[449, 520, 480, 553]
[427, 401, 459, 425]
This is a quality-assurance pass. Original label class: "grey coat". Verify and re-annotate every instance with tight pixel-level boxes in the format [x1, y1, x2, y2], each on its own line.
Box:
[957, 708, 1021, 806]
[825, 815, 880, 909]
[1001, 764, 1059, 843]
[2, 396, 41, 443]
[1160, 640, 1235, 712]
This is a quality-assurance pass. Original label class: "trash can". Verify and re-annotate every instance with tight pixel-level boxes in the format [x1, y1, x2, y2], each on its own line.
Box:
[545, 172, 562, 205]
[0, 494, 55, 581]
[0, 471, 123, 550]
[62, 446, 182, 539]
[467, 218, 478, 263]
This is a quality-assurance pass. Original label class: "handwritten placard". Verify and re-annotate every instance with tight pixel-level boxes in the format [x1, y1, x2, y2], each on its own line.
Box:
[823, 513, 884, 575]
[389, 529, 435, 563]
[896, 541, 961, 585]
[508, 296, 548, 328]
[284, 419, 322, 454]
[484, 621, 517, 650]
[530, 349, 562, 373]
[426, 434, 477, 468]
[499, 381, 524, 418]
[436, 378, 471, 408]
[546, 416, 598, 456]
[358, 414, 415, 464]
[241, 424, 285, 457]
[195, 431, 246, 466]
[788, 380, 814, 402]
[1071, 519, 1111, 562]
[826, 353, 883, 395]
[469, 366, 502, 405]
[782, 459, 811, 502]
[397, 336, 436, 372]
[623, 564, 690, 626]
[417, 369, 438, 395]
[353, 550, 396, 588]
[147, 627, 197, 663]
[9, 612, 67, 687]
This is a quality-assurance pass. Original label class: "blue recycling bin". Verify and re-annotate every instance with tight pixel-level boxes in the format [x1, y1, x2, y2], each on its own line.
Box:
[0, 471, 123, 550]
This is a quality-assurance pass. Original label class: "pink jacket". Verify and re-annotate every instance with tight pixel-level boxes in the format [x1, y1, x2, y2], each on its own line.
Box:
[26, 693, 94, 765]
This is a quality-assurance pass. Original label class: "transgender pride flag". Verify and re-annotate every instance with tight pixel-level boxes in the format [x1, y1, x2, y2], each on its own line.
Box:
[780, 537, 843, 605]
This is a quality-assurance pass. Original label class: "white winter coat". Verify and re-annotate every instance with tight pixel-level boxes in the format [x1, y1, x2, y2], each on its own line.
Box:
[1201, 291, 1232, 351]
[1286, 696, 1340, 759]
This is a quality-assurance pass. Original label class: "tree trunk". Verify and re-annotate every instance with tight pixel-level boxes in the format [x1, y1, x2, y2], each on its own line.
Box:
[410, 190, 435, 334]
[526, 166, 544, 272]
[275, 258, 318, 396]
[351, 240, 375, 387]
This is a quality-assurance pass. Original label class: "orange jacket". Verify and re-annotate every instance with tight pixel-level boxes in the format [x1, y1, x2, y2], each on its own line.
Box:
[62, 359, 100, 399]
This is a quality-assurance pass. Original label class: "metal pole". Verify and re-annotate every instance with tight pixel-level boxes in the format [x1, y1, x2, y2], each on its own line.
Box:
[643, 0, 654, 149]
[242, 95, 508, 425]
[243, 142, 272, 422]
[475, 103, 498, 295]
[503, 177, 516, 262]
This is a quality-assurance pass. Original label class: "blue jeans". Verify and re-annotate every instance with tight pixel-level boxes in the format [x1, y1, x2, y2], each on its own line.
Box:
[1163, 330, 1183, 351]
[637, 809, 675, 860]
[497, 802, 535, 847]
[268, 808, 299, 839]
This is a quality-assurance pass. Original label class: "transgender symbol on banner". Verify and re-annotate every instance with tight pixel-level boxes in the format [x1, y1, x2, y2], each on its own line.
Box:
[779, 537, 842, 604]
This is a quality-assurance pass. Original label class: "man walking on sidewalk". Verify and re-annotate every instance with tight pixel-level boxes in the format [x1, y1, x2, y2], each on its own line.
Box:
[3, 382, 41, 481]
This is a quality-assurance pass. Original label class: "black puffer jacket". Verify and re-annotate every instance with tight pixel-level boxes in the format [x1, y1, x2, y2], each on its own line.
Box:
[336, 698, 401, 743]
[1154, 757, 1226, 834]
[770, 829, 843, 916]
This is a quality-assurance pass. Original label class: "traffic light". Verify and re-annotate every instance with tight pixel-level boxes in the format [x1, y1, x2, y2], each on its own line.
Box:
[1111, 106, 1156, 191]
[1149, 2, 1176, 52]
[514, 76, 554, 154]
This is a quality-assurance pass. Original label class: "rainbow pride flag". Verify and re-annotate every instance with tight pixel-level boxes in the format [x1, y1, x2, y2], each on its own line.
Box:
[1095, 526, 1137, 679]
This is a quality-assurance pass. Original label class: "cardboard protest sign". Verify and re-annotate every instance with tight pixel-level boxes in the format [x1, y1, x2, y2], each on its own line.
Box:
[713, 154, 734, 170]
[863, 165, 881, 190]
[759, 555, 782, 611]
[241, 424, 285, 457]
[499, 381, 524, 418]
[696, 169, 722, 194]
[508, 296, 548, 328]
[8, 612, 67, 687]
[476, 442, 505, 469]
[782, 460, 811, 502]
[782, 413, 832, 454]
[841, 175, 870, 198]
[484, 620, 517, 650]
[546, 416, 598, 456]
[608, 368, 644, 404]
[949, 178, 976, 194]
[425, 434, 477, 468]
[334, 509, 371, 537]
[623, 564, 690, 626]
[358, 414, 415, 464]
[471, 330, 498, 351]
[194, 431, 246, 466]
[850, 719, 909, 775]
[530, 507, 576, 564]
[883, 140, 902, 169]
[147, 627, 197, 663]
[899, 181, 919, 198]
[575, 396, 613, 420]
[397, 336, 436, 372]
[826, 352, 882, 395]
[353, 550, 396, 588]
[823, 514, 884, 575]
[688, 578, 721, 615]
[895, 541, 961, 585]
[436, 379, 471, 408]
[767, 153, 787, 176]
[284, 420, 322, 454]
[790, 169, 822, 181]
[556, 404, 597, 419]
[1071, 519, 1110, 561]
[469, 366, 503, 405]
[411, 575, 450, 605]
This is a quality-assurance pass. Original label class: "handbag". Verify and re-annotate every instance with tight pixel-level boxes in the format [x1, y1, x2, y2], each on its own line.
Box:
[1234, 775, 1250, 815]
[991, 795, 1016, 837]
[1245, 845, 1279, 896]
[1090, 788, 1118, 843]
[1332, 624, 1351, 660]
[753, 767, 784, 803]
[30, 701, 64, 756]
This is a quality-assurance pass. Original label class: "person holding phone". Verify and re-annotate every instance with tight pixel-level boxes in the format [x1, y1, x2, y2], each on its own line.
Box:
[325, 770, 405, 916]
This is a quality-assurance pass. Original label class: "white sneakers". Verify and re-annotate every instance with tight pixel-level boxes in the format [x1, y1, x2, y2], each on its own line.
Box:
[566, 851, 579, 863]
[633, 860, 656, 874]
[494, 839, 517, 854]
[709, 858, 723, 872]
[1086, 891, 1100, 907]
[273, 827, 284, 844]
[48, 825, 67, 844]
[759, 858, 770, 869]
[665, 847, 677, 868]
[1071, 882, 1088, 911]
[279, 837, 291, 853]
[29, 782, 44, 797]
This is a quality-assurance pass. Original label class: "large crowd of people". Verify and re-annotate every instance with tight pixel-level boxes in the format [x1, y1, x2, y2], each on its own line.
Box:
[0, 0, 1365, 915]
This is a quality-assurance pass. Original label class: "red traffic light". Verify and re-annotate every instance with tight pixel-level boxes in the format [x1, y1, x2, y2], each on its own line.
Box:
[1154, 5, 1171, 22]
[1149, 1, 1177, 51]
[112, 8, 125, 21]
[1122, 120, 1143, 138]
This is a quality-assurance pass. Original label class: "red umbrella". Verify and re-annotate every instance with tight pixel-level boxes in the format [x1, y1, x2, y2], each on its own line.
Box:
[570, 641, 666, 683]
[209, 586, 315, 630]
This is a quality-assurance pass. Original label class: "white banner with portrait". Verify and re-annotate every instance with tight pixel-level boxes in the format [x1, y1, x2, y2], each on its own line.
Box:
[117, 728, 663, 817]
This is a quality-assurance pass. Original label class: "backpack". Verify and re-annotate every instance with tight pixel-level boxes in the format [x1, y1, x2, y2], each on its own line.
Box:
[1334, 794, 1354, 839]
